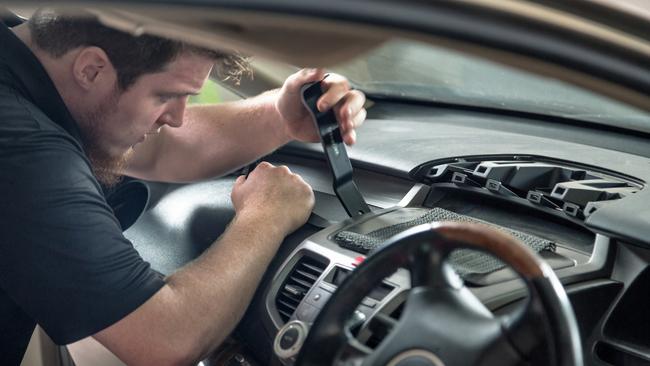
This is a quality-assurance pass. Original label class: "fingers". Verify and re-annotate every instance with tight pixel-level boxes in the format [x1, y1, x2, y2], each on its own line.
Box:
[256, 161, 274, 170]
[283, 68, 327, 95]
[231, 160, 314, 234]
[245, 162, 295, 179]
[352, 107, 367, 130]
[341, 107, 366, 144]
[317, 74, 350, 112]
[343, 129, 357, 145]
[277, 164, 292, 175]
[235, 175, 246, 185]
[336, 90, 367, 132]
[317, 76, 367, 145]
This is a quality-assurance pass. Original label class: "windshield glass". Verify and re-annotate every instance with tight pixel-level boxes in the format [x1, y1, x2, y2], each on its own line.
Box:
[324, 39, 650, 133]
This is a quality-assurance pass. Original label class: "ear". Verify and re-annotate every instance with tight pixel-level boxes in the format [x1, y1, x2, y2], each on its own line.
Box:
[71, 46, 116, 91]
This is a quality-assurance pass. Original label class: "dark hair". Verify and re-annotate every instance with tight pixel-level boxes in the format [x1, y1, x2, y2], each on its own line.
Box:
[28, 8, 251, 90]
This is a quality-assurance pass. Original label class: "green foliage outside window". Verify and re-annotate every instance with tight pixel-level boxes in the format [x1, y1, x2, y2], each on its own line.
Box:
[189, 79, 222, 105]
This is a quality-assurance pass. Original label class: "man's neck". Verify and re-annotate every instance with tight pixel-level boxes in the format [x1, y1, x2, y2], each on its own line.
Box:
[10, 22, 30, 44]
[10, 23, 83, 124]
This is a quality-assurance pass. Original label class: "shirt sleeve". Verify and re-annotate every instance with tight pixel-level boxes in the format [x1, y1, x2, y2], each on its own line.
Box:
[0, 130, 165, 344]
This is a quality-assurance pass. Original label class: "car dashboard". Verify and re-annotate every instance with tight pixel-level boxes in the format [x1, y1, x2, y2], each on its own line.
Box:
[113, 102, 650, 365]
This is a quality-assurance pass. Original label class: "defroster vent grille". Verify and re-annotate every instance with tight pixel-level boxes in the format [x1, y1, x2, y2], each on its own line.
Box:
[275, 254, 328, 323]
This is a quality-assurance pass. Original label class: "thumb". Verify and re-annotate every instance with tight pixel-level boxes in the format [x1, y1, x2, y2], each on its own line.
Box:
[303, 68, 327, 83]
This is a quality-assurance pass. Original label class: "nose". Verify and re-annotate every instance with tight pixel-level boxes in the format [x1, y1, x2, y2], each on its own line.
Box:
[158, 98, 187, 128]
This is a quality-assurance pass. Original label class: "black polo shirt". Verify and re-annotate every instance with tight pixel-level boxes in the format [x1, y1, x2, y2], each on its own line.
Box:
[0, 22, 165, 365]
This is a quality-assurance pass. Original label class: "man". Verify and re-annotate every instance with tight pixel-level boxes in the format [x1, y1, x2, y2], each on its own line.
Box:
[0, 8, 366, 365]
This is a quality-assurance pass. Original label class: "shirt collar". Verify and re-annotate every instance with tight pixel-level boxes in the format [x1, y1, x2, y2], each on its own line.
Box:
[0, 21, 83, 144]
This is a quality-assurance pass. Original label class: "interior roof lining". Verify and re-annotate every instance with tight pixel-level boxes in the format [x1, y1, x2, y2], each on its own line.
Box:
[86, 3, 650, 116]
[9, 2, 650, 116]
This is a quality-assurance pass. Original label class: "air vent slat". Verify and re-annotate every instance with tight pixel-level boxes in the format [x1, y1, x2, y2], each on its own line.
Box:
[277, 309, 293, 320]
[294, 269, 319, 281]
[277, 298, 299, 309]
[300, 262, 325, 274]
[280, 292, 303, 303]
[275, 255, 328, 323]
[288, 277, 314, 289]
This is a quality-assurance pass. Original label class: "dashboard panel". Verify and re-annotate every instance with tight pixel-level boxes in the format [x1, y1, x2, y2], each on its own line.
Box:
[117, 106, 650, 365]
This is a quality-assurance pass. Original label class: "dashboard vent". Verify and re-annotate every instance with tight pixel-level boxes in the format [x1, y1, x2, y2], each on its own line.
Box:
[410, 156, 643, 221]
[275, 255, 328, 323]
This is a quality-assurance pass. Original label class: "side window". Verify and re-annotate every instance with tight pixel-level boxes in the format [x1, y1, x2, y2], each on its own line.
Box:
[189, 78, 241, 105]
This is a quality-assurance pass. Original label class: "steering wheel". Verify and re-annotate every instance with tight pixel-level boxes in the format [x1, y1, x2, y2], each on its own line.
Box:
[295, 222, 583, 366]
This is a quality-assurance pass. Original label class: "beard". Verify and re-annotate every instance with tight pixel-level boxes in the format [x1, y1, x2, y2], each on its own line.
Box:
[77, 88, 133, 188]
[87, 145, 133, 188]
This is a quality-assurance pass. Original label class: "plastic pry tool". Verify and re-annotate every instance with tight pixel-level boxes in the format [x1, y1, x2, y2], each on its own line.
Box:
[300, 80, 371, 217]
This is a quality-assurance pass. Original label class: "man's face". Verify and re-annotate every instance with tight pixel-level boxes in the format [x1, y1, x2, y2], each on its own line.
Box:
[79, 53, 213, 185]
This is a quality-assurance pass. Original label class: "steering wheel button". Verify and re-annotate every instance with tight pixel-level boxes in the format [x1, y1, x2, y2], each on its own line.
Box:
[280, 327, 300, 350]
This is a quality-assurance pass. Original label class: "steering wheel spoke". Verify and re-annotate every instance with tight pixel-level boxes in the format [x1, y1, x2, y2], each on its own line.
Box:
[334, 332, 373, 366]
[499, 298, 547, 358]
[390, 285, 504, 364]
[408, 241, 463, 289]
[499, 274, 583, 366]
[477, 326, 529, 366]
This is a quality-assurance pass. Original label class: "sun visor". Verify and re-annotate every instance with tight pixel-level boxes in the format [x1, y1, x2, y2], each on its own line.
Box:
[84, 6, 386, 67]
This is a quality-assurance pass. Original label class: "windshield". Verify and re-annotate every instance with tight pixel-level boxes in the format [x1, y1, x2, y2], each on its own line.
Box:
[328, 39, 650, 132]
[244, 39, 650, 133]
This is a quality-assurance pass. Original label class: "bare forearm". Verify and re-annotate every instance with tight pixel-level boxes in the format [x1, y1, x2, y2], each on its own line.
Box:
[163, 212, 285, 360]
[96, 212, 286, 365]
[126, 91, 291, 182]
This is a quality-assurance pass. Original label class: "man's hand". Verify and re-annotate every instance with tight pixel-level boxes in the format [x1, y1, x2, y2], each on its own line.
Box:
[231, 162, 314, 235]
[276, 68, 367, 145]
